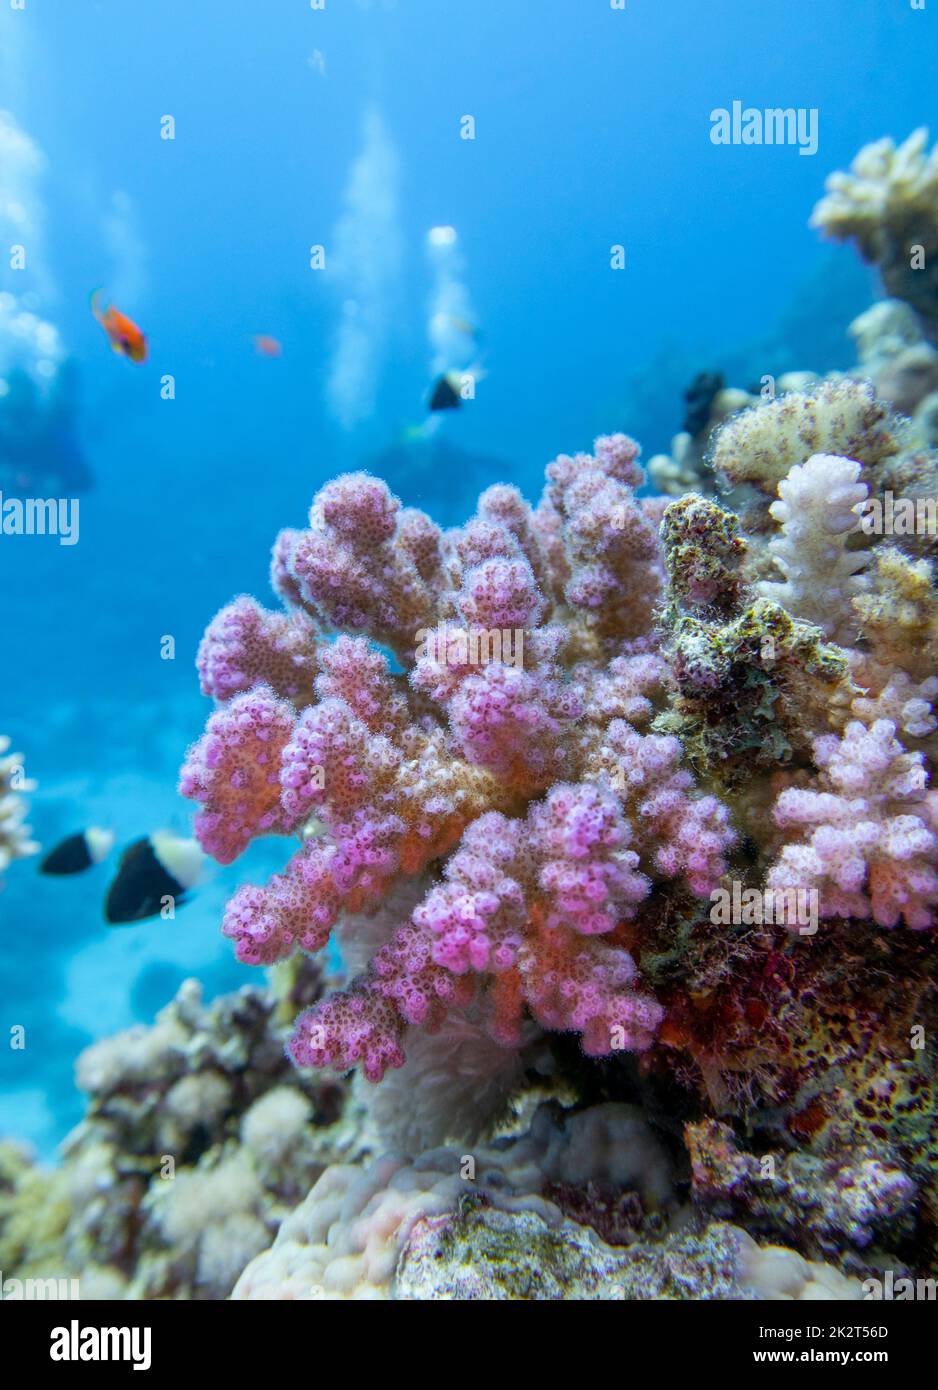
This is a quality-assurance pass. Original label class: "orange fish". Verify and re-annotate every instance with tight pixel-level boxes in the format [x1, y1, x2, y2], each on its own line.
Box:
[253, 335, 282, 358]
[91, 291, 148, 363]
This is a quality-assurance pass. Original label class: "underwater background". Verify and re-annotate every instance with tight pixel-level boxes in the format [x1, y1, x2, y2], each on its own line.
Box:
[0, 0, 934, 1161]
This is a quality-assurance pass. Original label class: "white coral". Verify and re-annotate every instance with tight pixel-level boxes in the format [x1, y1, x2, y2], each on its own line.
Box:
[737, 1230, 862, 1300]
[851, 667, 938, 740]
[758, 452, 870, 644]
[241, 1086, 312, 1167]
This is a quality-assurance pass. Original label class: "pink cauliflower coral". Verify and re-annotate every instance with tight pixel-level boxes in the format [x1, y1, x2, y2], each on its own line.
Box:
[178, 687, 300, 864]
[290, 783, 661, 1078]
[768, 719, 938, 929]
[181, 435, 737, 1082]
[197, 596, 320, 704]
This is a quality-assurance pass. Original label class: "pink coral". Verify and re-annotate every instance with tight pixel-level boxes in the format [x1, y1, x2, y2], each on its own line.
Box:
[412, 814, 530, 974]
[279, 472, 443, 661]
[534, 435, 663, 638]
[572, 643, 671, 729]
[581, 720, 736, 897]
[447, 663, 580, 788]
[222, 816, 406, 967]
[289, 783, 660, 1078]
[197, 596, 320, 704]
[530, 781, 651, 934]
[519, 929, 663, 1057]
[289, 986, 408, 1083]
[182, 436, 738, 1084]
[768, 719, 938, 929]
[179, 688, 299, 864]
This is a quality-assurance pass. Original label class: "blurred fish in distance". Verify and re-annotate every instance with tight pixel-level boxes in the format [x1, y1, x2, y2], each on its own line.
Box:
[428, 370, 463, 411]
[40, 827, 114, 875]
[91, 290, 148, 363]
[104, 832, 204, 925]
[253, 335, 283, 358]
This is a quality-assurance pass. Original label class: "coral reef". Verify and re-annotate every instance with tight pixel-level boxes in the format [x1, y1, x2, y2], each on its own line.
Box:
[0, 965, 355, 1299]
[11, 133, 938, 1299]
[649, 295, 938, 535]
[687, 1119, 917, 1264]
[231, 1100, 858, 1301]
[165, 368, 938, 1298]
[850, 300, 938, 442]
[5, 393, 937, 1299]
[711, 378, 898, 503]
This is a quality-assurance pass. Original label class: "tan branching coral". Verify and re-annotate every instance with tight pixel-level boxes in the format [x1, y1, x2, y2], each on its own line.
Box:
[811, 129, 938, 340]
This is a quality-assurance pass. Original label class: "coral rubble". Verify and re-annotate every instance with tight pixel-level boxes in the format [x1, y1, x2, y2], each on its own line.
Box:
[232, 1100, 859, 1301]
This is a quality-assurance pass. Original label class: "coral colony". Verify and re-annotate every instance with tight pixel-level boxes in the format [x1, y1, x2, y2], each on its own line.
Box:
[170, 378, 938, 1298]
[4, 131, 938, 1303]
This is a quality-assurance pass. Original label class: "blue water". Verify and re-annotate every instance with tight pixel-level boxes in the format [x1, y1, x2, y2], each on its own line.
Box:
[0, 0, 933, 1155]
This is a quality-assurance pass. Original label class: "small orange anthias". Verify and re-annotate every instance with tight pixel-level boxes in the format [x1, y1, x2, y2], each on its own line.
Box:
[91, 290, 148, 363]
[252, 334, 282, 358]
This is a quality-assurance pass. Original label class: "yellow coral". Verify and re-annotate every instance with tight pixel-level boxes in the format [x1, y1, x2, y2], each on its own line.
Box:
[811, 128, 938, 263]
[711, 380, 897, 496]
[854, 546, 938, 681]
